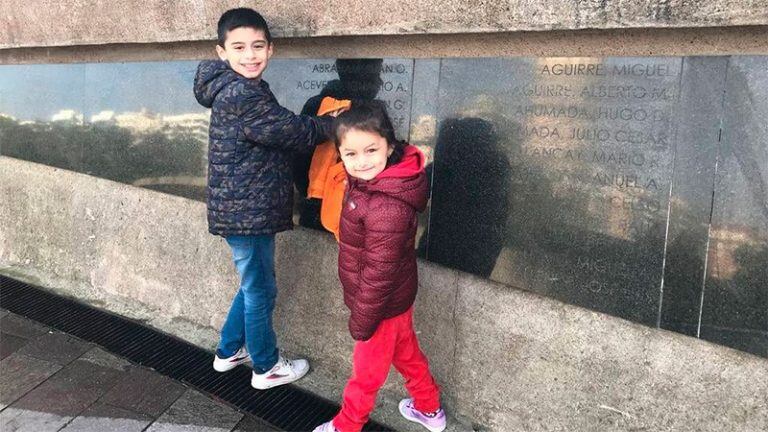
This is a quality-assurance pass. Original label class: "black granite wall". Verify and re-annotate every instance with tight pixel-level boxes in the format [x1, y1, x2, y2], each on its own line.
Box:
[1, 57, 765, 356]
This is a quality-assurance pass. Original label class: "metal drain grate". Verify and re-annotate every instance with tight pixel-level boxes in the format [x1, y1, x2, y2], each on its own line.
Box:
[0, 275, 393, 432]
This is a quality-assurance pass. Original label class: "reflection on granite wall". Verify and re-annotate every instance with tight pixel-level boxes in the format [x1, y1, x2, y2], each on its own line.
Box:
[0, 56, 765, 356]
[658, 57, 727, 338]
[701, 57, 768, 357]
[284, 59, 414, 229]
[0, 62, 209, 200]
[428, 58, 681, 327]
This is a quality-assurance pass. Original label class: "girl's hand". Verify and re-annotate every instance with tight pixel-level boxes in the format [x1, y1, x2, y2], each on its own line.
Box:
[327, 106, 350, 117]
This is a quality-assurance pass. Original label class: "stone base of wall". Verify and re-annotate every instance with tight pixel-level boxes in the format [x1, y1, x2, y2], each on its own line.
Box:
[2, 156, 766, 431]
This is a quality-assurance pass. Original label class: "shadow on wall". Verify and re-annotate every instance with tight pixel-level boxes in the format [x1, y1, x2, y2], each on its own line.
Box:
[660, 227, 709, 336]
[423, 117, 511, 278]
[696, 62, 768, 356]
[293, 59, 385, 230]
[423, 112, 670, 326]
[703, 242, 768, 356]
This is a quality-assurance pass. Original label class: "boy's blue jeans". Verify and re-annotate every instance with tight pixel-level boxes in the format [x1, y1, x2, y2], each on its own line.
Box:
[218, 234, 279, 373]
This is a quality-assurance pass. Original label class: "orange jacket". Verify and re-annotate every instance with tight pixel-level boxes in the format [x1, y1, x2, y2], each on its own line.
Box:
[307, 97, 351, 240]
[320, 162, 347, 240]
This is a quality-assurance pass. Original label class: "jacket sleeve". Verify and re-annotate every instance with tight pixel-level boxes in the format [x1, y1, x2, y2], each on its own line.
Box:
[349, 198, 414, 341]
[238, 84, 334, 152]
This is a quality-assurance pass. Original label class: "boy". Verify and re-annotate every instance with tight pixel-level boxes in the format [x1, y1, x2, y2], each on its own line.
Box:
[193, 8, 334, 390]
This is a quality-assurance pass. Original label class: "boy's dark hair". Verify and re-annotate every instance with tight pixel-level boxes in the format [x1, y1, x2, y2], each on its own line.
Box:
[217, 8, 272, 46]
[333, 100, 406, 167]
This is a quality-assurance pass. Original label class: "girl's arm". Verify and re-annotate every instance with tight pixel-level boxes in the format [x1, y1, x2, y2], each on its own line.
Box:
[349, 199, 414, 341]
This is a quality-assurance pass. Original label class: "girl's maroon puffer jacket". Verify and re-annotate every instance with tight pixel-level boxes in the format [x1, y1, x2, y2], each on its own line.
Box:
[337, 145, 428, 341]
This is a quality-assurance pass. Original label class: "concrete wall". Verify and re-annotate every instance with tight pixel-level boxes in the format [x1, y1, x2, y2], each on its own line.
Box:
[2, 0, 768, 49]
[2, 156, 766, 431]
[2, 26, 768, 66]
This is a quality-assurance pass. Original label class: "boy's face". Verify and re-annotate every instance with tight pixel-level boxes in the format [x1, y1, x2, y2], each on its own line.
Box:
[216, 27, 273, 80]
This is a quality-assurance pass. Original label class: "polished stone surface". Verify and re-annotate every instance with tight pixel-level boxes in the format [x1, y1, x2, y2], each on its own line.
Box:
[284, 59, 415, 230]
[659, 57, 728, 336]
[0, 63, 87, 174]
[428, 57, 682, 326]
[700, 56, 768, 357]
[410, 59, 442, 253]
[0, 61, 209, 201]
[1, 56, 766, 356]
[0, 59, 414, 214]
[265, 58, 414, 140]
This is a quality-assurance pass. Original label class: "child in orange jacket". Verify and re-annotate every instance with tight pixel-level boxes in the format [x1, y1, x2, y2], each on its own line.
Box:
[306, 97, 351, 240]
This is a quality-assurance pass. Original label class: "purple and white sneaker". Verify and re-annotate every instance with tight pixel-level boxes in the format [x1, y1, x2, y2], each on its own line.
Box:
[398, 398, 446, 432]
[212, 346, 250, 372]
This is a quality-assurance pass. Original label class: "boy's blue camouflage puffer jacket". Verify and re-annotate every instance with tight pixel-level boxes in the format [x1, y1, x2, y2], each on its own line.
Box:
[193, 60, 333, 237]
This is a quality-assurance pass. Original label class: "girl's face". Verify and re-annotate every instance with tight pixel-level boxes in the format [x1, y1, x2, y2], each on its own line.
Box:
[338, 128, 393, 181]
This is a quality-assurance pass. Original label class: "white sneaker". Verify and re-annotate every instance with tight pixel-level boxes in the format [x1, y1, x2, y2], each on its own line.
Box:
[212, 346, 250, 372]
[251, 356, 309, 390]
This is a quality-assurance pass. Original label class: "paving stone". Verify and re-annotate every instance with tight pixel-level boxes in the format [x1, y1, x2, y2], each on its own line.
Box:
[60, 402, 153, 432]
[0, 406, 71, 432]
[0, 314, 51, 339]
[0, 353, 62, 410]
[0, 332, 30, 360]
[0, 309, 8, 319]
[100, 366, 186, 417]
[16, 331, 92, 365]
[8, 359, 123, 416]
[145, 389, 243, 432]
[78, 347, 131, 371]
[233, 415, 279, 432]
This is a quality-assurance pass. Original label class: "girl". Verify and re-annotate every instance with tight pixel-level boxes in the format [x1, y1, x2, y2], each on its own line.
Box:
[313, 101, 446, 432]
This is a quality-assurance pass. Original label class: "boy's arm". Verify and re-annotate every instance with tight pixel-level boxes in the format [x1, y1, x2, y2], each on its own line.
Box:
[349, 200, 414, 341]
[239, 84, 334, 151]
